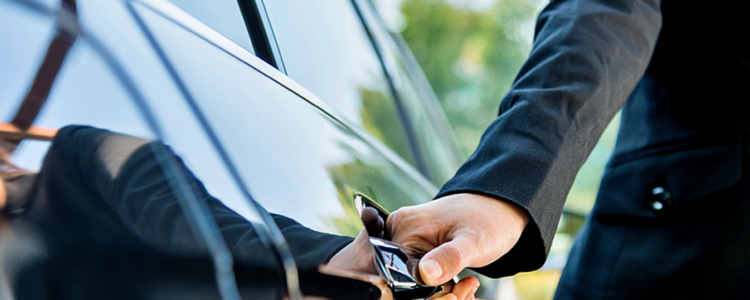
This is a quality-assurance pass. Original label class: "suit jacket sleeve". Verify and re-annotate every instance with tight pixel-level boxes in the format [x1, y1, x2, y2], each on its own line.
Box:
[436, 0, 662, 277]
[46, 125, 352, 269]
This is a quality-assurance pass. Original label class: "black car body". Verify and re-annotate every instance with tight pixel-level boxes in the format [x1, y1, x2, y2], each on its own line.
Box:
[0, 0, 489, 299]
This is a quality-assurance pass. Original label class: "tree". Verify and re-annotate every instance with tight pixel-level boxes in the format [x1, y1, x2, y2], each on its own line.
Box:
[397, 0, 544, 156]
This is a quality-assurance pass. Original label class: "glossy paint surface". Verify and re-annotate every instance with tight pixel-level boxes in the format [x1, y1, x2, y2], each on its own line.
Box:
[2, 0, 440, 239]
[137, 2, 438, 236]
[262, 0, 419, 170]
[1, 1, 456, 299]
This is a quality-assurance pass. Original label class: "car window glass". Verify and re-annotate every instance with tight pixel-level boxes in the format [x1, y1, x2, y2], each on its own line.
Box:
[356, 1, 462, 185]
[166, 0, 254, 53]
[261, 0, 418, 167]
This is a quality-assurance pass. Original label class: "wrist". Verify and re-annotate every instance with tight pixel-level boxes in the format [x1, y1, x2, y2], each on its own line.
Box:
[494, 195, 530, 229]
[456, 192, 529, 227]
[442, 193, 530, 264]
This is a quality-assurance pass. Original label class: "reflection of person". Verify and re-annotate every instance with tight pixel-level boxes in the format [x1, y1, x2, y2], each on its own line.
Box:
[388, 0, 750, 298]
[1, 125, 477, 299]
[1, 126, 352, 268]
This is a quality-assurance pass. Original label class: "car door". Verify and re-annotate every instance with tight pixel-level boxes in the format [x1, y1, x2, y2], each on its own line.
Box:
[4, 0, 441, 264]
[131, 0, 439, 237]
[2, 0, 456, 297]
[150, 0, 442, 228]
[0, 0, 294, 299]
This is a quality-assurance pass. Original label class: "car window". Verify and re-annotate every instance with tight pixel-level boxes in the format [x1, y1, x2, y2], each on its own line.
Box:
[165, 0, 254, 53]
[355, 0, 463, 185]
[261, 0, 418, 168]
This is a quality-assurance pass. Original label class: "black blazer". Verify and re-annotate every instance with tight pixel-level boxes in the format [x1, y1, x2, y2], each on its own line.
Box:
[438, 0, 750, 297]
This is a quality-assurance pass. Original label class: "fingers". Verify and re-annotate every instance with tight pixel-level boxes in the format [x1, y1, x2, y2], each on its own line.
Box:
[326, 229, 378, 275]
[419, 238, 470, 285]
[0, 179, 6, 210]
[385, 206, 425, 244]
[429, 277, 480, 300]
[384, 207, 402, 240]
[429, 293, 458, 300]
[451, 277, 480, 300]
[387, 206, 439, 252]
[361, 207, 384, 238]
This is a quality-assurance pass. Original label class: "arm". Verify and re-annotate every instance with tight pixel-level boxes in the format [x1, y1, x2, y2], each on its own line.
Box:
[390, 0, 663, 282]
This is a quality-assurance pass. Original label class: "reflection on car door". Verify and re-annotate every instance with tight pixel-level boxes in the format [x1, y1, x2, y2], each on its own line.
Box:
[2, 0, 448, 298]
[261, 0, 423, 172]
[133, 0, 438, 239]
[1, 1, 285, 298]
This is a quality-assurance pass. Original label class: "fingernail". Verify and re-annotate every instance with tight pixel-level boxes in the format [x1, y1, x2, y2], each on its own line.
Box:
[420, 259, 442, 283]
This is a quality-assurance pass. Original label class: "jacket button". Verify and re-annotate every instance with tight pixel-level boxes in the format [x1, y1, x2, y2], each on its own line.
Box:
[649, 186, 673, 213]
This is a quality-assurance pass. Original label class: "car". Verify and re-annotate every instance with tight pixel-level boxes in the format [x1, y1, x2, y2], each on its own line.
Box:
[0, 0, 499, 299]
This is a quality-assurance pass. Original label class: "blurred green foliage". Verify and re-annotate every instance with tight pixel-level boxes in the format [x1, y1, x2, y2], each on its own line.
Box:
[396, 0, 545, 157]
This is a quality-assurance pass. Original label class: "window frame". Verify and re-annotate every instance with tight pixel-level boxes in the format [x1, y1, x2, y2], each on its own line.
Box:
[236, 0, 286, 71]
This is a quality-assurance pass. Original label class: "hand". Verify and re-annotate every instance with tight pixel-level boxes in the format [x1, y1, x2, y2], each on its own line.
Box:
[429, 276, 480, 300]
[327, 225, 479, 300]
[387, 193, 529, 286]
[0, 179, 5, 228]
[0, 178, 6, 212]
[327, 228, 379, 275]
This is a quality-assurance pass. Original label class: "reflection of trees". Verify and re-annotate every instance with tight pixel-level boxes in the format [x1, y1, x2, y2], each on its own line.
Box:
[322, 142, 432, 237]
[322, 158, 367, 237]
[358, 88, 416, 166]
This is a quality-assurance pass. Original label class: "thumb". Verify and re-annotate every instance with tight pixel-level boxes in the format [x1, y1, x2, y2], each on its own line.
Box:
[418, 239, 469, 286]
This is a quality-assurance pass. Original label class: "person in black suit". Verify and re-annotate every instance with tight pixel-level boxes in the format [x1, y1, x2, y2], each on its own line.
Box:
[387, 0, 750, 298]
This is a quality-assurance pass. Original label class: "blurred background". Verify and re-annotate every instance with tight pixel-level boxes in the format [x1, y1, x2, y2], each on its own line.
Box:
[370, 0, 622, 299]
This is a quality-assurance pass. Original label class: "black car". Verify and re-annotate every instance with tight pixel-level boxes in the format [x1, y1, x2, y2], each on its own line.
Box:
[0, 0, 500, 299]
